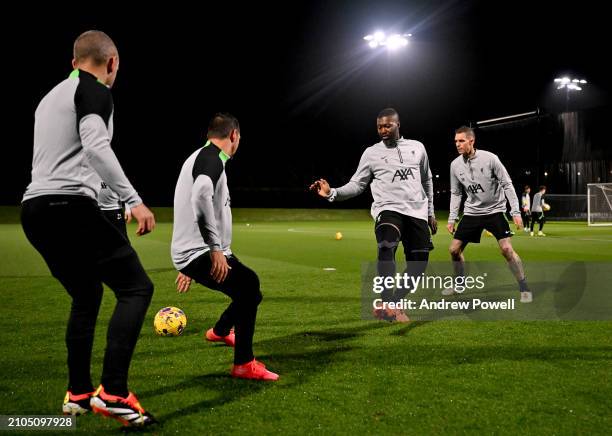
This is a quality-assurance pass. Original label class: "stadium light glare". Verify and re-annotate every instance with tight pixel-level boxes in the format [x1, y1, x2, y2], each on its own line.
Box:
[554, 76, 587, 111]
[364, 31, 411, 50]
[555, 76, 586, 91]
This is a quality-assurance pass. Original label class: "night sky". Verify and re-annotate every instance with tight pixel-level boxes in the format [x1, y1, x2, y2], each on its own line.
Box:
[3, 1, 609, 207]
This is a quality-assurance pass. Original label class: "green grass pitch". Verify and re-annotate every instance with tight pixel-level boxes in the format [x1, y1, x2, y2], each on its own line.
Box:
[0, 207, 611, 434]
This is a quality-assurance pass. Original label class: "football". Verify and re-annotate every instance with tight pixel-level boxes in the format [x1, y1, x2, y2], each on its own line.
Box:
[154, 306, 187, 336]
[543, 203, 551, 211]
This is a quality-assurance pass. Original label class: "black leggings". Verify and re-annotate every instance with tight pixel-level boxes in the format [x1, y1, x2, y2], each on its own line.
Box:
[101, 208, 128, 240]
[181, 254, 262, 365]
[530, 212, 545, 231]
[375, 211, 431, 302]
[521, 210, 530, 229]
[21, 195, 153, 397]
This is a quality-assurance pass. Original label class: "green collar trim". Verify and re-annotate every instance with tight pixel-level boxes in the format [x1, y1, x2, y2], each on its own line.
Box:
[69, 69, 106, 86]
[204, 140, 230, 163]
[219, 150, 230, 163]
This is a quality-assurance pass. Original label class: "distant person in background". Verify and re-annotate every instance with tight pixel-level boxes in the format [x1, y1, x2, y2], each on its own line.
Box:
[521, 185, 531, 233]
[98, 181, 131, 239]
[530, 185, 547, 236]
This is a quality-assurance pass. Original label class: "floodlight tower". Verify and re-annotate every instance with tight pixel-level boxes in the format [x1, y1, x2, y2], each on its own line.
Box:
[554, 76, 587, 112]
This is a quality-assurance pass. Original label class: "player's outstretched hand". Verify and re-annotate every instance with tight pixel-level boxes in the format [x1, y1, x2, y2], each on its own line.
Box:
[210, 250, 232, 283]
[428, 216, 438, 235]
[513, 215, 523, 231]
[446, 222, 455, 235]
[175, 272, 192, 293]
[131, 203, 156, 235]
[309, 178, 331, 198]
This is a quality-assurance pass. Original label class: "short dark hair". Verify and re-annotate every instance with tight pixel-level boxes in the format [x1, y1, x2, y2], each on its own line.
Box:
[377, 108, 399, 120]
[539, 185, 546, 191]
[207, 113, 240, 139]
[455, 126, 475, 139]
[524, 185, 530, 190]
[73, 30, 118, 66]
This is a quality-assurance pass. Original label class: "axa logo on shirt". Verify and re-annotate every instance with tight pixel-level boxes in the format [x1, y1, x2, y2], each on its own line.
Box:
[466, 183, 485, 194]
[392, 168, 415, 182]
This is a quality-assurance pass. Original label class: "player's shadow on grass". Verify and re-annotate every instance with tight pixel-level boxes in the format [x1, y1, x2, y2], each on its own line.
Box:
[254, 323, 396, 386]
[143, 372, 270, 423]
[142, 323, 389, 423]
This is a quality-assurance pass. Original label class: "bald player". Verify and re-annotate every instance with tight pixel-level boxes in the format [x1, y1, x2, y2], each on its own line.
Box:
[21, 30, 156, 426]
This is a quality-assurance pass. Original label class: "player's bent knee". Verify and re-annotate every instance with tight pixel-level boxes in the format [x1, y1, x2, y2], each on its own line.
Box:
[243, 269, 260, 291]
[376, 224, 400, 261]
[238, 288, 263, 307]
[131, 276, 154, 302]
[449, 246, 462, 258]
[500, 246, 514, 260]
[237, 269, 262, 306]
[375, 223, 400, 243]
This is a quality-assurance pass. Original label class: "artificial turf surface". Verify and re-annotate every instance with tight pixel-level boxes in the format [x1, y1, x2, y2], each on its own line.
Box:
[0, 207, 610, 434]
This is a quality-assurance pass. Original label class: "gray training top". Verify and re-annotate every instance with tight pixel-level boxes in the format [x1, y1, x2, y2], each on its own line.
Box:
[448, 149, 520, 222]
[98, 181, 130, 212]
[328, 138, 434, 222]
[521, 192, 531, 211]
[531, 191, 545, 213]
[171, 141, 232, 270]
[22, 69, 141, 207]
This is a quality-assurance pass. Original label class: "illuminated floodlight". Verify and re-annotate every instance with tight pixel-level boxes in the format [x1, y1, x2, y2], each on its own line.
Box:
[554, 76, 587, 91]
[363, 31, 411, 50]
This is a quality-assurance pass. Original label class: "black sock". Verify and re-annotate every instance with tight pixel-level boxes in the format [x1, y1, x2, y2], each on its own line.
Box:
[518, 278, 529, 292]
[104, 387, 129, 398]
[69, 384, 95, 395]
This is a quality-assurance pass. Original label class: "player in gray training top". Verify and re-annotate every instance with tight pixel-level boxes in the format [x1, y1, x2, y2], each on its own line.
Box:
[310, 108, 437, 322]
[530, 185, 547, 236]
[20, 30, 156, 426]
[171, 113, 279, 381]
[98, 181, 132, 239]
[521, 185, 531, 233]
[445, 126, 532, 303]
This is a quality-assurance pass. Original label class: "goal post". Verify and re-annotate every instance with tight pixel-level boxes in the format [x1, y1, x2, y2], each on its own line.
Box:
[588, 183, 612, 226]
